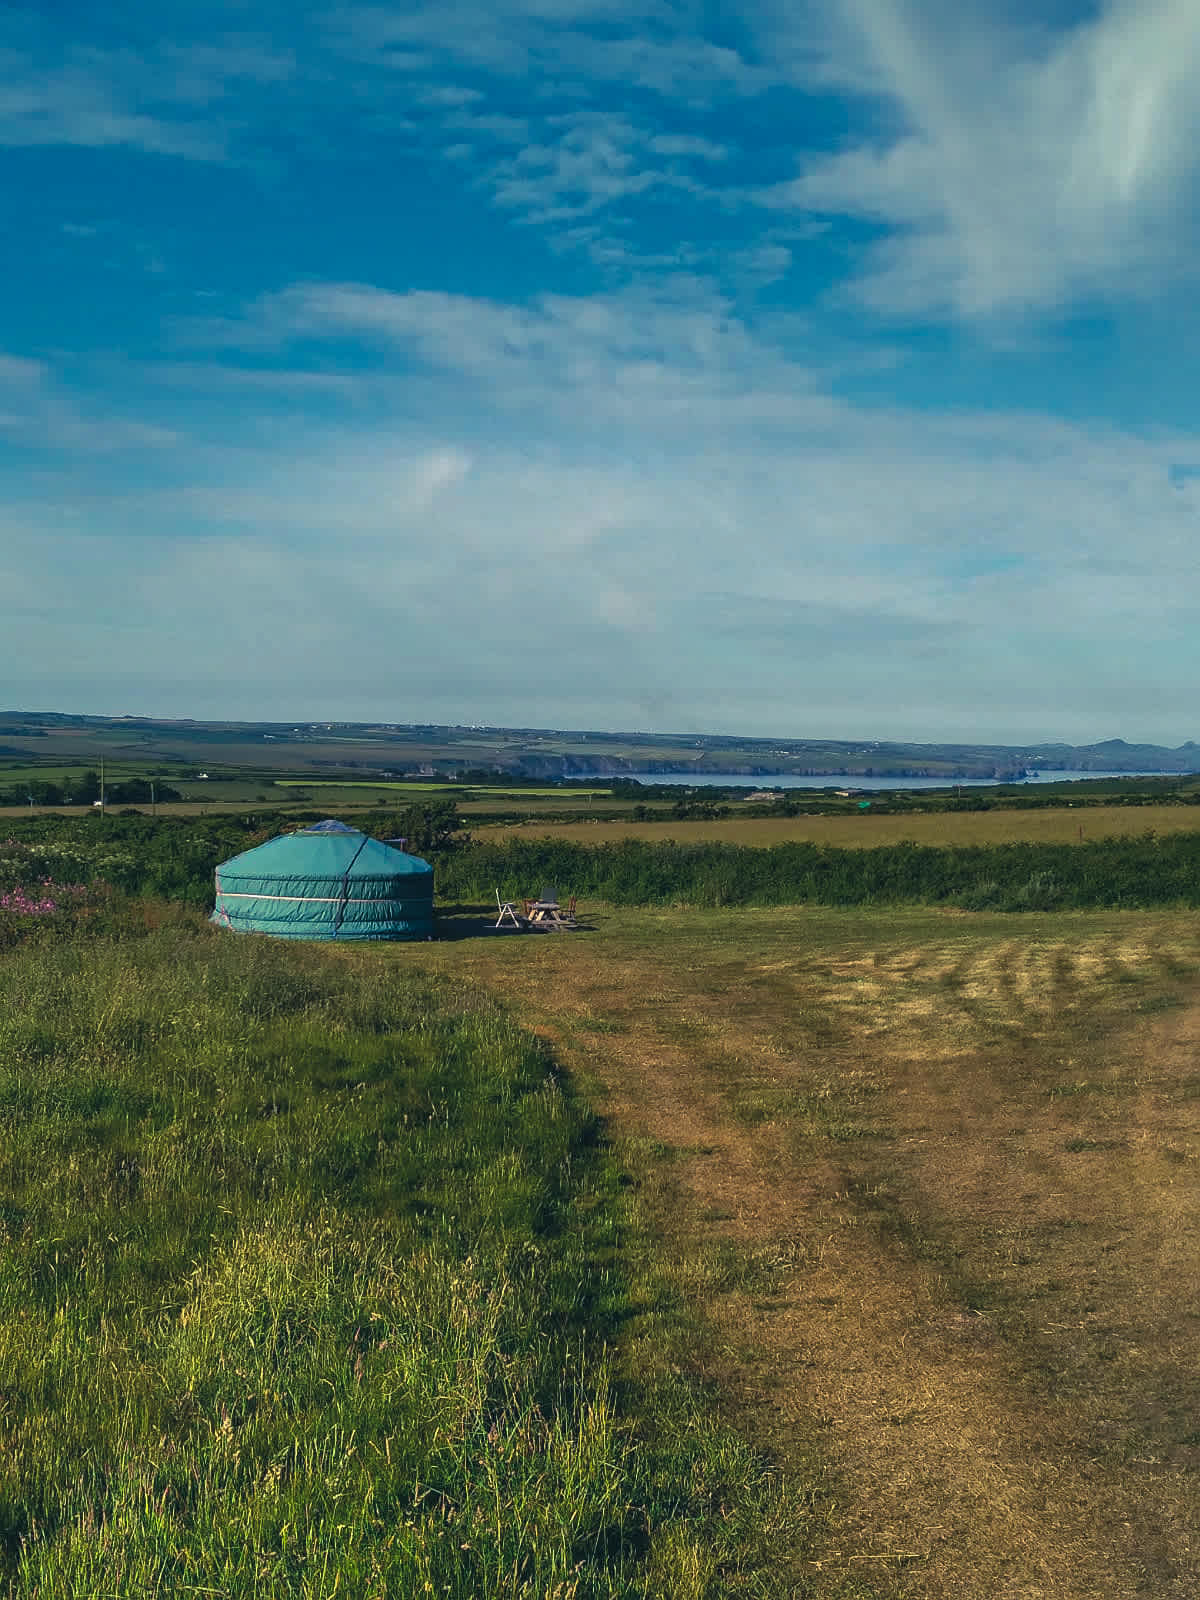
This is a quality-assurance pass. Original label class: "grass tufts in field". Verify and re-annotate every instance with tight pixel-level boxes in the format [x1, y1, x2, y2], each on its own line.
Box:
[0, 916, 821, 1597]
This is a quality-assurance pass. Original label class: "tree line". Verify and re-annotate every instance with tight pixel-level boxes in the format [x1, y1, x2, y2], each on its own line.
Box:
[0, 771, 183, 807]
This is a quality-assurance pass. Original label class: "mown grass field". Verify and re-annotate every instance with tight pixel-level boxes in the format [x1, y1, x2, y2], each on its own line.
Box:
[480, 803, 1200, 849]
[390, 903, 1200, 1599]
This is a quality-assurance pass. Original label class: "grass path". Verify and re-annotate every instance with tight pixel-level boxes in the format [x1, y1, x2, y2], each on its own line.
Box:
[395, 906, 1200, 1598]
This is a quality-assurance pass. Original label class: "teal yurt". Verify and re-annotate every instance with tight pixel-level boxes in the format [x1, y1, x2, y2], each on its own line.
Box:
[211, 820, 434, 941]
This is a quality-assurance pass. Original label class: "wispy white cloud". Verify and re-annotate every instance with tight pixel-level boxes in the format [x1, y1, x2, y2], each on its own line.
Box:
[647, 133, 728, 161]
[0, 6, 762, 279]
[759, 0, 1200, 318]
[488, 113, 683, 224]
[0, 11, 302, 160]
[0, 351, 179, 451]
[330, 1, 772, 100]
[139, 361, 367, 398]
[0, 60, 226, 158]
[417, 84, 484, 107]
[21, 2, 1192, 328]
[421, 103, 744, 267]
[0, 352, 45, 383]
[11, 270, 1200, 738]
[217, 278, 835, 428]
[156, 38, 297, 97]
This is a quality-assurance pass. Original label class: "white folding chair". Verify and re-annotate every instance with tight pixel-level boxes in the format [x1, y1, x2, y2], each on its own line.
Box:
[495, 889, 525, 928]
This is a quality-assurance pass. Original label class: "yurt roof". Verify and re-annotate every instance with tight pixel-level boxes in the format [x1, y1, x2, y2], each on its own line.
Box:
[216, 822, 432, 883]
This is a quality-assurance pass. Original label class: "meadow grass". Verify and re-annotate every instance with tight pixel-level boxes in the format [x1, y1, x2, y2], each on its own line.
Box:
[0, 912, 829, 1598]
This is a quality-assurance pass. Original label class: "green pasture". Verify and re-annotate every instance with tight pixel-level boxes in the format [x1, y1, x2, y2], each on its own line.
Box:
[0, 763, 160, 786]
[273, 779, 616, 799]
[172, 780, 277, 801]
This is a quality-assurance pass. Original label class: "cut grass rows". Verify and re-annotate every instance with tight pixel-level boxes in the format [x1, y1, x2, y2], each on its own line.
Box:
[410, 906, 1200, 1598]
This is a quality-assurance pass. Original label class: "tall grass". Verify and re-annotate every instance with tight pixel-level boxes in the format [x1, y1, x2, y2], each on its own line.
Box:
[0, 917, 799, 1597]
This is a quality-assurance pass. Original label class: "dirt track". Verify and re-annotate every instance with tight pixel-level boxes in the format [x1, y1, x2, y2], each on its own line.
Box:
[414, 909, 1200, 1598]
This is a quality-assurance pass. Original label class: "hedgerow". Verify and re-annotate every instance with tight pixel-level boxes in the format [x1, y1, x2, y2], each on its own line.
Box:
[8, 815, 1200, 913]
[441, 832, 1200, 912]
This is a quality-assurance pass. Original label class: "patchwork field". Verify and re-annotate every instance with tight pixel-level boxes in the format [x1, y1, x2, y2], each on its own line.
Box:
[273, 781, 615, 799]
[481, 803, 1200, 849]
[391, 904, 1200, 1598]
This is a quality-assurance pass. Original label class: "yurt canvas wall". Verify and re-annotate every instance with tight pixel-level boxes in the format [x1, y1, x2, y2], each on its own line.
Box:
[211, 820, 434, 941]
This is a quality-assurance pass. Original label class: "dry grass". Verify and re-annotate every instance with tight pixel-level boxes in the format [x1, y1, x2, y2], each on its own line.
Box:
[389, 905, 1200, 1598]
[478, 804, 1200, 850]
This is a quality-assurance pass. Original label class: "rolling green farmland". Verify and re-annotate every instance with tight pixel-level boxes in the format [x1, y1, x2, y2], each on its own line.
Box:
[274, 780, 615, 799]
[0, 765, 151, 785]
[6, 710, 1198, 787]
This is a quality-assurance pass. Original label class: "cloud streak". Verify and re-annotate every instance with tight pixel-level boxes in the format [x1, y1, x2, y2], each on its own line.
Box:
[201, 278, 836, 429]
[760, 0, 1200, 318]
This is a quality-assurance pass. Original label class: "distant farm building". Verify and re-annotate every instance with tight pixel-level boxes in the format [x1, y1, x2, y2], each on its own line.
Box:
[211, 819, 434, 941]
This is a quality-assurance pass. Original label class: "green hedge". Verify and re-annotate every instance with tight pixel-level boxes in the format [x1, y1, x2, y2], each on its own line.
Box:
[8, 815, 1200, 913]
[439, 833, 1200, 912]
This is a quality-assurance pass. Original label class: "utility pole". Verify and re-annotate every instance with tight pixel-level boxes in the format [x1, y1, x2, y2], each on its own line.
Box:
[151, 780, 157, 817]
[100, 757, 105, 815]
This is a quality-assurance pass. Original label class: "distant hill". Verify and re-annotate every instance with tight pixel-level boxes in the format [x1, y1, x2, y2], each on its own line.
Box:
[0, 713, 1197, 780]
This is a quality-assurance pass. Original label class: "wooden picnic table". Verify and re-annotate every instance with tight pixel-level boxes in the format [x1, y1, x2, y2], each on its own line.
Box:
[526, 899, 575, 930]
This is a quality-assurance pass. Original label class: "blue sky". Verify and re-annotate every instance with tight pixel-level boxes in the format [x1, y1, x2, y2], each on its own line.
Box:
[3, 0, 1199, 743]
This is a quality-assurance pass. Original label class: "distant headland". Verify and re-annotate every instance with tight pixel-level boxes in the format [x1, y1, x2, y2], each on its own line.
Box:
[2, 712, 1197, 783]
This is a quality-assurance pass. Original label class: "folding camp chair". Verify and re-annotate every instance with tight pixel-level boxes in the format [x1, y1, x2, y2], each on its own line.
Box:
[495, 889, 526, 929]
